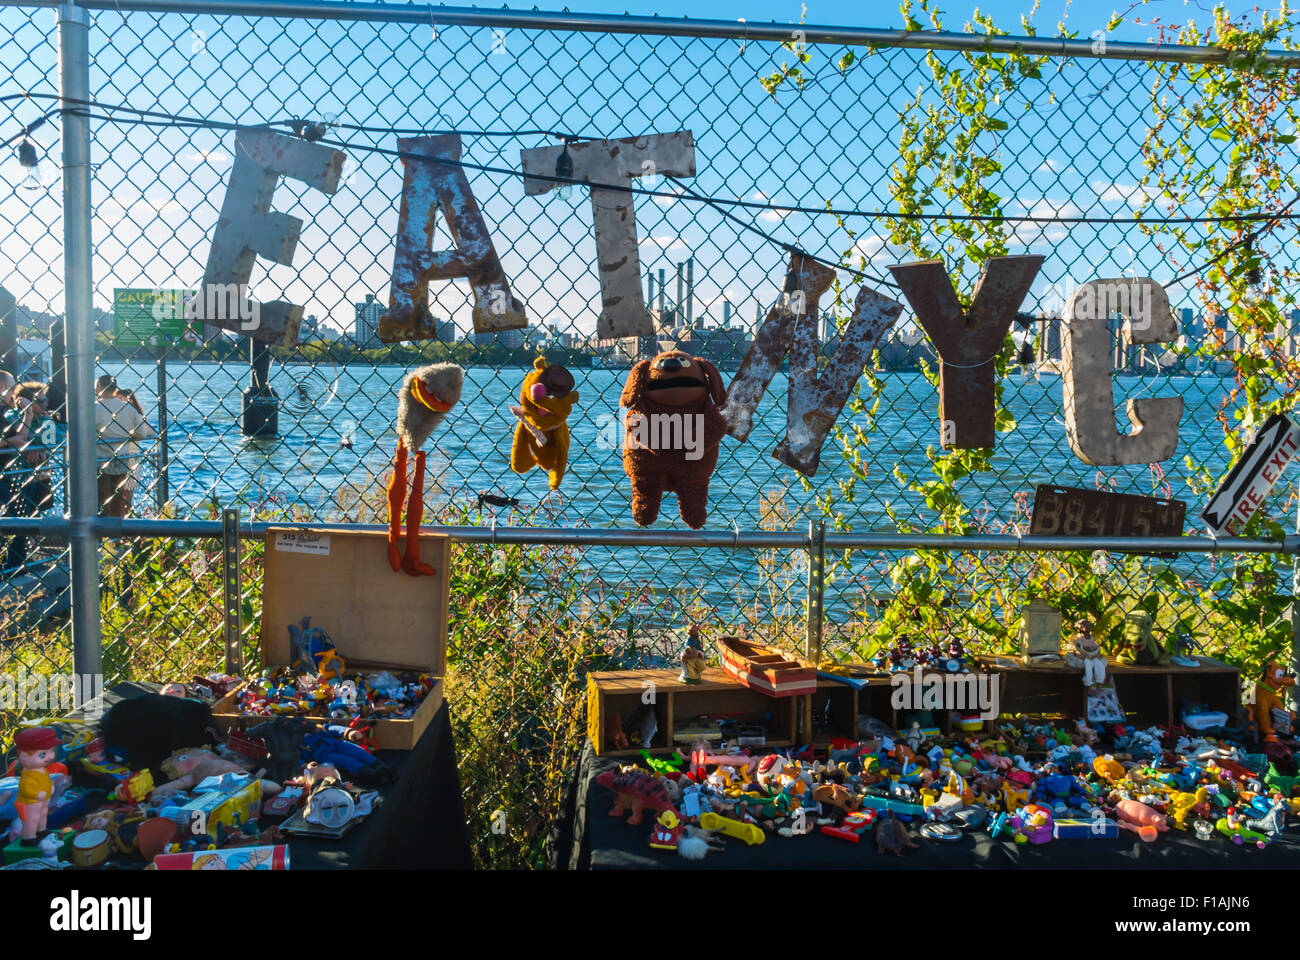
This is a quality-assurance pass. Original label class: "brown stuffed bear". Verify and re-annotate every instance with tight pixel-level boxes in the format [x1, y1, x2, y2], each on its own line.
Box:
[620, 350, 726, 528]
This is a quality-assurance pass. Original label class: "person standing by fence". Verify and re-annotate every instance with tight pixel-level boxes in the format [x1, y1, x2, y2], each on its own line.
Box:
[0, 370, 47, 573]
[94, 374, 154, 519]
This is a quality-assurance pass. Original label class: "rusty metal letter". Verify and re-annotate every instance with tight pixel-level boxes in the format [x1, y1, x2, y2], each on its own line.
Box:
[203, 129, 344, 345]
[1061, 277, 1183, 465]
[776, 282, 904, 475]
[888, 255, 1044, 450]
[520, 131, 695, 339]
[381, 135, 526, 341]
[721, 253, 900, 476]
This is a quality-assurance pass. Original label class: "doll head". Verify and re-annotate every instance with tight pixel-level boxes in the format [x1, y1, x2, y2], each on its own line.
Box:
[14, 726, 58, 770]
[520, 357, 576, 417]
[160, 748, 217, 780]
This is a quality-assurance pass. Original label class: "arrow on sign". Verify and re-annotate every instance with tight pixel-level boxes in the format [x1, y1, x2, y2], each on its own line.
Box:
[1202, 412, 1300, 535]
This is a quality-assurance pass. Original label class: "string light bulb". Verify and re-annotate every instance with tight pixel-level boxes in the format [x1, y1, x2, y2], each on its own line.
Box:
[16, 138, 43, 191]
[1017, 338, 1035, 366]
[555, 140, 573, 201]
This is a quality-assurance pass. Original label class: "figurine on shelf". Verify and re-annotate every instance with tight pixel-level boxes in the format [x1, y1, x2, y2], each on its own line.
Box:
[887, 636, 915, 673]
[14, 727, 63, 846]
[942, 638, 968, 674]
[1253, 660, 1296, 759]
[678, 625, 706, 685]
[919, 643, 945, 670]
[1065, 620, 1106, 689]
[1169, 630, 1202, 669]
[1117, 609, 1166, 666]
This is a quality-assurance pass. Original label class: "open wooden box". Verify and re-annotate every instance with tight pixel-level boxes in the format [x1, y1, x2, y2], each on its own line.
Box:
[211, 527, 450, 751]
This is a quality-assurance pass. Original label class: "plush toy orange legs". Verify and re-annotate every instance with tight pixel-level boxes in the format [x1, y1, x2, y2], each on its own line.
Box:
[386, 442, 436, 577]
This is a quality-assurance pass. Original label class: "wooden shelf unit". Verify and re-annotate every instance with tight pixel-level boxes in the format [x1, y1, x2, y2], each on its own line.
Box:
[588, 657, 1243, 756]
[985, 655, 1242, 728]
[587, 668, 801, 758]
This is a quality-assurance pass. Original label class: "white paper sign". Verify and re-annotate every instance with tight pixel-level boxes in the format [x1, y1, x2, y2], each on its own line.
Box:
[275, 532, 332, 556]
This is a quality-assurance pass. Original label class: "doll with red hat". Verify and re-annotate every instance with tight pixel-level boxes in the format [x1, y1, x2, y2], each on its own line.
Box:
[13, 726, 64, 846]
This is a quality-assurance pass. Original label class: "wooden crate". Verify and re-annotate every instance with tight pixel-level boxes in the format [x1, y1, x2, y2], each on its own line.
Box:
[586, 668, 801, 757]
[212, 527, 450, 751]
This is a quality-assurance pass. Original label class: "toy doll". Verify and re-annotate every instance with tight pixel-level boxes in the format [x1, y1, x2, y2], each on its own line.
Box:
[153, 747, 282, 799]
[14, 727, 63, 846]
[1065, 619, 1106, 688]
[677, 624, 706, 684]
[648, 809, 685, 852]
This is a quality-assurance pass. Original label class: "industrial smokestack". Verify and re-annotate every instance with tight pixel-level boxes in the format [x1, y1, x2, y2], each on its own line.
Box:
[658, 268, 666, 313]
[723, 301, 731, 327]
[675, 263, 684, 330]
[685, 257, 694, 328]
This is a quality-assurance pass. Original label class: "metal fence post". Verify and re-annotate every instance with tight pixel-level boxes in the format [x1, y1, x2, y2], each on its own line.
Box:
[805, 518, 825, 664]
[58, 1, 102, 690]
[222, 507, 243, 675]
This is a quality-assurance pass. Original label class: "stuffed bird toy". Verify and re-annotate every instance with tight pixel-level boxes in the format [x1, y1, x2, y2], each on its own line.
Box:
[510, 357, 578, 490]
[389, 363, 464, 576]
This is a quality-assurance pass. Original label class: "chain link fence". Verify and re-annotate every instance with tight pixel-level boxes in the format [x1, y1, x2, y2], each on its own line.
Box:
[1, 1, 1298, 865]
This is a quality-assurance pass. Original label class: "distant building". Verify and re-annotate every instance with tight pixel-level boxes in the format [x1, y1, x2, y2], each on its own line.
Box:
[353, 294, 384, 349]
[474, 327, 526, 350]
[300, 313, 341, 342]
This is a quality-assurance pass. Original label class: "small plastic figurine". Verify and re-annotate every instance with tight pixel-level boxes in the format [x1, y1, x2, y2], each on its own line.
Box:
[1065, 619, 1106, 689]
[648, 809, 685, 852]
[1253, 660, 1295, 759]
[678, 625, 706, 684]
[14, 727, 62, 846]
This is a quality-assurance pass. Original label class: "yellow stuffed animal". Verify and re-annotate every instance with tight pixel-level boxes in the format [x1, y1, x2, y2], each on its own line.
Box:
[510, 357, 577, 490]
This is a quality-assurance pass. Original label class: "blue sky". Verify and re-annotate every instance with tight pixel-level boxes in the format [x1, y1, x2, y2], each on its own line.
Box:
[0, 0, 1295, 339]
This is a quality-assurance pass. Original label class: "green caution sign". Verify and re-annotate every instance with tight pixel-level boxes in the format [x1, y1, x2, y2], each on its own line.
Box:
[112, 288, 200, 347]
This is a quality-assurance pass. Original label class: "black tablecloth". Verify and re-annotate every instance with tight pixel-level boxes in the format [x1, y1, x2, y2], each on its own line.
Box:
[70, 682, 473, 870]
[551, 740, 1300, 869]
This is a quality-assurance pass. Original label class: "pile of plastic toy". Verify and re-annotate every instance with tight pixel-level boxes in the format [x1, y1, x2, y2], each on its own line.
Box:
[231, 667, 436, 722]
[599, 716, 1300, 859]
[223, 616, 435, 722]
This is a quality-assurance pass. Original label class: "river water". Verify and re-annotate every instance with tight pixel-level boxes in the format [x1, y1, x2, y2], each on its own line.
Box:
[98, 360, 1250, 613]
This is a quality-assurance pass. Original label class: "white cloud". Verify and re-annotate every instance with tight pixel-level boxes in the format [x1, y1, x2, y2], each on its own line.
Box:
[641, 235, 687, 252]
[851, 233, 902, 264]
[651, 183, 686, 208]
[185, 149, 230, 167]
[753, 190, 789, 223]
[1091, 180, 1156, 207]
[1010, 197, 1082, 246]
[1038, 159, 1061, 173]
